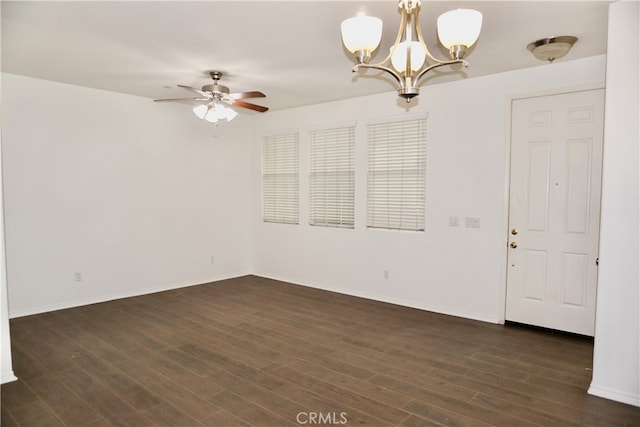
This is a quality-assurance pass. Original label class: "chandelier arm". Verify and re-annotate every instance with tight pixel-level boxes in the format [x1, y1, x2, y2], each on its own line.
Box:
[403, 6, 415, 74]
[359, 5, 410, 75]
[413, 59, 469, 85]
[411, 4, 470, 87]
[350, 5, 414, 90]
[352, 63, 404, 87]
[413, 5, 443, 65]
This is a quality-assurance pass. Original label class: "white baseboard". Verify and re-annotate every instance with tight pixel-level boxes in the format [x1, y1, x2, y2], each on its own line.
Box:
[588, 383, 640, 407]
[9, 270, 500, 324]
[8, 272, 249, 319]
[254, 272, 500, 325]
[1, 371, 17, 384]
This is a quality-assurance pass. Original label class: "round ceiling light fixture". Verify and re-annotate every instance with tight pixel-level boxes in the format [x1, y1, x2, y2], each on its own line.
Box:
[527, 36, 578, 63]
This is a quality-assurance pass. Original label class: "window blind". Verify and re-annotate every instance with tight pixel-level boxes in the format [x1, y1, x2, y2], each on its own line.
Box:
[263, 132, 299, 224]
[367, 117, 427, 231]
[309, 125, 355, 228]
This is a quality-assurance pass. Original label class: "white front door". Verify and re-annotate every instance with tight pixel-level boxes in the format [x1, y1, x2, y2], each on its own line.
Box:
[506, 89, 605, 336]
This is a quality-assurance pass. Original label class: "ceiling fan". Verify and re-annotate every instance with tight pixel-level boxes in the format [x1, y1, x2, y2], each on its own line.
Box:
[153, 71, 268, 123]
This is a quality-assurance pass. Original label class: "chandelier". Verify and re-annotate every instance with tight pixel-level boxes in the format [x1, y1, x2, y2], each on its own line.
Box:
[341, 0, 482, 102]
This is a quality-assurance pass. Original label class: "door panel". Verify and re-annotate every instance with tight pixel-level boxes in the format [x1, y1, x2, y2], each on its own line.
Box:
[506, 89, 604, 336]
[561, 252, 587, 306]
[566, 139, 592, 233]
[524, 249, 547, 300]
[527, 141, 551, 231]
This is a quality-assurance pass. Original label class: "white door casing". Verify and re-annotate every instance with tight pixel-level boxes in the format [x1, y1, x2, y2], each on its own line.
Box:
[506, 89, 605, 336]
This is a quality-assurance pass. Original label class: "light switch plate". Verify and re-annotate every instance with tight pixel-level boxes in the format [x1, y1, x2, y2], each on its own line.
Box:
[465, 217, 480, 228]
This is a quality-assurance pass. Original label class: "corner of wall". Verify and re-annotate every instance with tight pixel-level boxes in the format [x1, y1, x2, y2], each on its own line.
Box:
[1, 133, 18, 384]
[589, 0, 640, 408]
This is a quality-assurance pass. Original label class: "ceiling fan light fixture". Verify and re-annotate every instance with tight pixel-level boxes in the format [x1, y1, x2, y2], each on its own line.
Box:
[203, 103, 238, 123]
[204, 108, 218, 124]
[527, 36, 578, 63]
[192, 104, 209, 120]
[224, 106, 238, 121]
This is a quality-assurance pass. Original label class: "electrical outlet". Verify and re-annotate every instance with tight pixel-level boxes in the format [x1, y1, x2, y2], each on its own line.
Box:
[383, 270, 390, 279]
[74, 272, 82, 282]
[449, 216, 460, 227]
[210, 255, 216, 264]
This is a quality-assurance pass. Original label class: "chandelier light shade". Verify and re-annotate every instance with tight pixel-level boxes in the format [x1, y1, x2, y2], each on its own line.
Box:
[437, 9, 483, 59]
[341, 0, 483, 101]
[341, 13, 383, 63]
[391, 41, 426, 73]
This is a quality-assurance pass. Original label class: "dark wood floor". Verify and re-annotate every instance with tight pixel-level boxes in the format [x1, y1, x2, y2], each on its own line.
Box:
[2, 276, 639, 426]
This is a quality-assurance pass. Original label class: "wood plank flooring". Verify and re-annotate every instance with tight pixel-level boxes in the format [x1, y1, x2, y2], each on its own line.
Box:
[2, 275, 639, 426]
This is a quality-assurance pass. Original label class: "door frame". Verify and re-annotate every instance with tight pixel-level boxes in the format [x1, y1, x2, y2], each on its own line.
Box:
[498, 83, 606, 325]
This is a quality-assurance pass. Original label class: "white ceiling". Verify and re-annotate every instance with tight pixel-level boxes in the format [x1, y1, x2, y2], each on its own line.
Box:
[1, 1, 611, 112]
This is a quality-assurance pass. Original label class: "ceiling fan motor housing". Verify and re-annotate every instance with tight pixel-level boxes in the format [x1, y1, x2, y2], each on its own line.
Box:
[202, 83, 230, 95]
[202, 71, 229, 95]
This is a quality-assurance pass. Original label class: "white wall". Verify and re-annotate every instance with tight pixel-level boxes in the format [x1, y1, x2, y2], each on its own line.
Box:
[2, 73, 253, 317]
[250, 55, 606, 323]
[589, 1, 640, 407]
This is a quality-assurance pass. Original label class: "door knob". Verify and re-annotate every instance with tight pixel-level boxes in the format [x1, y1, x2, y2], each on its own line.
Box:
[511, 228, 518, 235]
[510, 242, 518, 248]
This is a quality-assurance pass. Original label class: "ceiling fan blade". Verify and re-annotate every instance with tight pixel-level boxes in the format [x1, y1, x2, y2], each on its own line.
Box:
[177, 84, 209, 97]
[153, 97, 209, 102]
[230, 91, 266, 99]
[232, 99, 269, 112]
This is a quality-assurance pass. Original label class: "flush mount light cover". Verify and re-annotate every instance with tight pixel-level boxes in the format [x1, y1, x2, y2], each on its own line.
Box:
[527, 36, 578, 63]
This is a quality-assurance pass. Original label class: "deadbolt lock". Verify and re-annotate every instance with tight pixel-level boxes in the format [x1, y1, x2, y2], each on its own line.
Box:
[510, 242, 518, 249]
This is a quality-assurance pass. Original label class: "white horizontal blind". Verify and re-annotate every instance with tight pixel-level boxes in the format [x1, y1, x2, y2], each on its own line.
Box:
[263, 132, 299, 224]
[309, 125, 355, 228]
[367, 118, 427, 231]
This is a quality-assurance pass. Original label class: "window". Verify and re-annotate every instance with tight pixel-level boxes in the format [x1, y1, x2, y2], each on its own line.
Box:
[263, 132, 299, 224]
[367, 116, 427, 231]
[309, 125, 355, 228]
